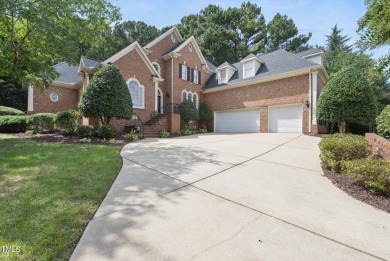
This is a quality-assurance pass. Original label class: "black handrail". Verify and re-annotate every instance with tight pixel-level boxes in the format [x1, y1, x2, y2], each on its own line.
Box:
[149, 110, 163, 133]
[165, 103, 180, 114]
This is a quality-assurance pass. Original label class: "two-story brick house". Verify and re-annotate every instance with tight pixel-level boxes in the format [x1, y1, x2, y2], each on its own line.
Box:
[27, 27, 328, 137]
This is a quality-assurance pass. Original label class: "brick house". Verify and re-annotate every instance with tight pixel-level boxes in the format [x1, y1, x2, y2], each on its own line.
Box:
[27, 27, 328, 137]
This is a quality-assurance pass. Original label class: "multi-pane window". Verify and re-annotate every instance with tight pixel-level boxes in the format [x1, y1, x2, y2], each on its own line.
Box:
[220, 69, 227, 82]
[244, 61, 255, 78]
[182, 91, 187, 101]
[128, 79, 144, 108]
[194, 69, 199, 84]
[182, 65, 187, 80]
[193, 94, 198, 109]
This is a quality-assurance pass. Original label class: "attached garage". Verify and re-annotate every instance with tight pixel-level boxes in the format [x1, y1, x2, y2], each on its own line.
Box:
[268, 104, 303, 133]
[215, 109, 260, 133]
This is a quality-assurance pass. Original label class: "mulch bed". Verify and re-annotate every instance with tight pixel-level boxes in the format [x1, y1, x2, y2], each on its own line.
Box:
[12, 131, 129, 146]
[322, 167, 390, 213]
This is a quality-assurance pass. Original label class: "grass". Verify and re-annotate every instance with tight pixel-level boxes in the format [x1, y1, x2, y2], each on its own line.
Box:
[0, 134, 122, 260]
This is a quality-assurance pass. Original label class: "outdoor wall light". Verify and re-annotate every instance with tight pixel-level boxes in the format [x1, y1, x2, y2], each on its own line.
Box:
[166, 91, 170, 98]
[305, 100, 309, 108]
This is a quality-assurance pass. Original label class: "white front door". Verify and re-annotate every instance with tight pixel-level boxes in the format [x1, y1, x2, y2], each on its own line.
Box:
[215, 109, 260, 133]
[268, 104, 302, 133]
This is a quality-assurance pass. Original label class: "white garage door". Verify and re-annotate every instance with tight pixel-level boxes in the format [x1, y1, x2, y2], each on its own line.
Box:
[215, 109, 260, 133]
[269, 105, 302, 133]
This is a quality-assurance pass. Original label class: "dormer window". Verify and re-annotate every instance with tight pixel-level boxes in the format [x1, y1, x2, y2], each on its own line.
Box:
[243, 61, 255, 79]
[220, 69, 227, 82]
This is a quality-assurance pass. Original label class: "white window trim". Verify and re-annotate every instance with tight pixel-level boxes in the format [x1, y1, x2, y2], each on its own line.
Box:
[181, 90, 188, 102]
[192, 93, 199, 109]
[152, 62, 161, 75]
[181, 65, 187, 80]
[127, 78, 145, 109]
[50, 92, 59, 102]
[187, 92, 192, 101]
[243, 61, 255, 79]
[194, 69, 199, 84]
[220, 69, 227, 83]
[188, 44, 193, 52]
[171, 34, 176, 43]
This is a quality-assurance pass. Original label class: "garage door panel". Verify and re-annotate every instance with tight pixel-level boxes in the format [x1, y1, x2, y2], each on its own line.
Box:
[269, 105, 302, 133]
[215, 109, 260, 133]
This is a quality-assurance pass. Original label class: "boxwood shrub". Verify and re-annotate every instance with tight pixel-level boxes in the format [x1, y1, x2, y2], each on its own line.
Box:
[98, 124, 117, 139]
[55, 110, 79, 133]
[0, 106, 25, 116]
[28, 113, 55, 132]
[342, 159, 390, 195]
[376, 105, 390, 140]
[0, 115, 29, 132]
[319, 134, 370, 172]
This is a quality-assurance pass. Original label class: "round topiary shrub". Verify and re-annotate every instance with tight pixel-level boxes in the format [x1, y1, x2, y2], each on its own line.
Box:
[0, 106, 25, 116]
[98, 124, 117, 139]
[180, 100, 199, 128]
[376, 105, 390, 140]
[55, 110, 79, 133]
[76, 125, 94, 138]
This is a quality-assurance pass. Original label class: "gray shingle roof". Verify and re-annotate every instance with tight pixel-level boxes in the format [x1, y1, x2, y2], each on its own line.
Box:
[205, 60, 217, 71]
[204, 49, 320, 90]
[53, 62, 82, 84]
[295, 48, 324, 58]
[161, 42, 184, 56]
[81, 56, 101, 68]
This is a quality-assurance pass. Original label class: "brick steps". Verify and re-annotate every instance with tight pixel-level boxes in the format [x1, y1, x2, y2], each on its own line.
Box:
[142, 114, 166, 138]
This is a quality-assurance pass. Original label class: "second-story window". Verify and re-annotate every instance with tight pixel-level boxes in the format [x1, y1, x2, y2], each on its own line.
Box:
[194, 69, 199, 84]
[220, 69, 227, 82]
[182, 65, 187, 80]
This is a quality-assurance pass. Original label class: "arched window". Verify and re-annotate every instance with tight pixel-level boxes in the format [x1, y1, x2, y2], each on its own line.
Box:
[187, 92, 192, 101]
[193, 93, 198, 109]
[181, 90, 187, 102]
[152, 62, 160, 75]
[127, 78, 145, 109]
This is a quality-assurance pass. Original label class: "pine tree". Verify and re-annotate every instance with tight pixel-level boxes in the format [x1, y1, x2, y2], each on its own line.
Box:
[325, 24, 352, 52]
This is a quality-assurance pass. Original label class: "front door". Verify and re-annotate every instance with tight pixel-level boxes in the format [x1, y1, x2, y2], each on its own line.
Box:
[157, 89, 162, 114]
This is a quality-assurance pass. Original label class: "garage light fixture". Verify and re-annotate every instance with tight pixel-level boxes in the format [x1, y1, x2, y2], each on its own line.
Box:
[305, 100, 309, 108]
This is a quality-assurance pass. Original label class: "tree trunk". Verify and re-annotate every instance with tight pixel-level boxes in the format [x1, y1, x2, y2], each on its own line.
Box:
[338, 120, 347, 134]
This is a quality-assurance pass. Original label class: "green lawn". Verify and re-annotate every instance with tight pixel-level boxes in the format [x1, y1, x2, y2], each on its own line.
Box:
[0, 134, 122, 260]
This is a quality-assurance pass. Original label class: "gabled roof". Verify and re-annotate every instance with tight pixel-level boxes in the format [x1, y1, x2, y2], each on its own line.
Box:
[81, 56, 101, 68]
[204, 49, 326, 90]
[104, 41, 163, 80]
[240, 53, 263, 63]
[53, 62, 82, 86]
[205, 60, 217, 71]
[216, 62, 237, 71]
[144, 26, 183, 49]
[295, 48, 324, 58]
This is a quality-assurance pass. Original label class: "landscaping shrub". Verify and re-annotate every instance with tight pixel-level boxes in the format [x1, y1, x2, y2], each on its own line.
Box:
[376, 105, 390, 139]
[199, 103, 212, 128]
[0, 106, 25, 116]
[199, 128, 208, 133]
[98, 124, 117, 139]
[55, 110, 79, 133]
[28, 113, 55, 132]
[76, 125, 94, 138]
[123, 133, 139, 141]
[0, 115, 29, 132]
[79, 138, 91, 143]
[180, 100, 199, 128]
[319, 134, 370, 171]
[342, 159, 390, 195]
[159, 131, 170, 138]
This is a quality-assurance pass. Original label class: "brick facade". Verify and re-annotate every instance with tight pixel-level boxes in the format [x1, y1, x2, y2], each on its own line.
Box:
[31, 85, 79, 113]
[365, 133, 390, 160]
[203, 74, 310, 133]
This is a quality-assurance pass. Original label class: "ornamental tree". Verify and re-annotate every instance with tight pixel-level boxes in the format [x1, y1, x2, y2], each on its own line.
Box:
[199, 103, 212, 128]
[180, 100, 199, 129]
[317, 66, 378, 134]
[79, 64, 132, 125]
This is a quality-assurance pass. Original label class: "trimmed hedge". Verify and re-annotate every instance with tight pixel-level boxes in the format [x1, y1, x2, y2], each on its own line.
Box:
[0, 115, 29, 132]
[342, 159, 390, 195]
[319, 134, 370, 172]
[123, 133, 139, 141]
[55, 110, 79, 133]
[0, 106, 25, 116]
[28, 113, 55, 132]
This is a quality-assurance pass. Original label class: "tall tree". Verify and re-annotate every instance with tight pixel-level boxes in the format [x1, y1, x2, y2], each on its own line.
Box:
[325, 24, 352, 52]
[358, 0, 390, 75]
[0, 0, 120, 88]
[266, 13, 312, 52]
[87, 21, 160, 61]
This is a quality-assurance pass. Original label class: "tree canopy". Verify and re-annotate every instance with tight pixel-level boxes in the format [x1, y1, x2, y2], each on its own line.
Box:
[0, 0, 120, 88]
[325, 24, 352, 52]
[180, 100, 199, 128]
[78, 64, 133, 125]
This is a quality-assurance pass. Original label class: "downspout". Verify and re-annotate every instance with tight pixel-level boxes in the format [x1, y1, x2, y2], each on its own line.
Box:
[308, 69, 312, 133]
[171, 53, 174, 113]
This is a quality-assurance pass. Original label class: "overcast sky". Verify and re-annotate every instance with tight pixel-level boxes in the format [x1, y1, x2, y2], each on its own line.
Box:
[111, 0, 388, 59]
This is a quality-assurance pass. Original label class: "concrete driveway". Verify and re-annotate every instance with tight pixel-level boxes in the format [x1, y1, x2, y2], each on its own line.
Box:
[71, 133, 390, 261]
